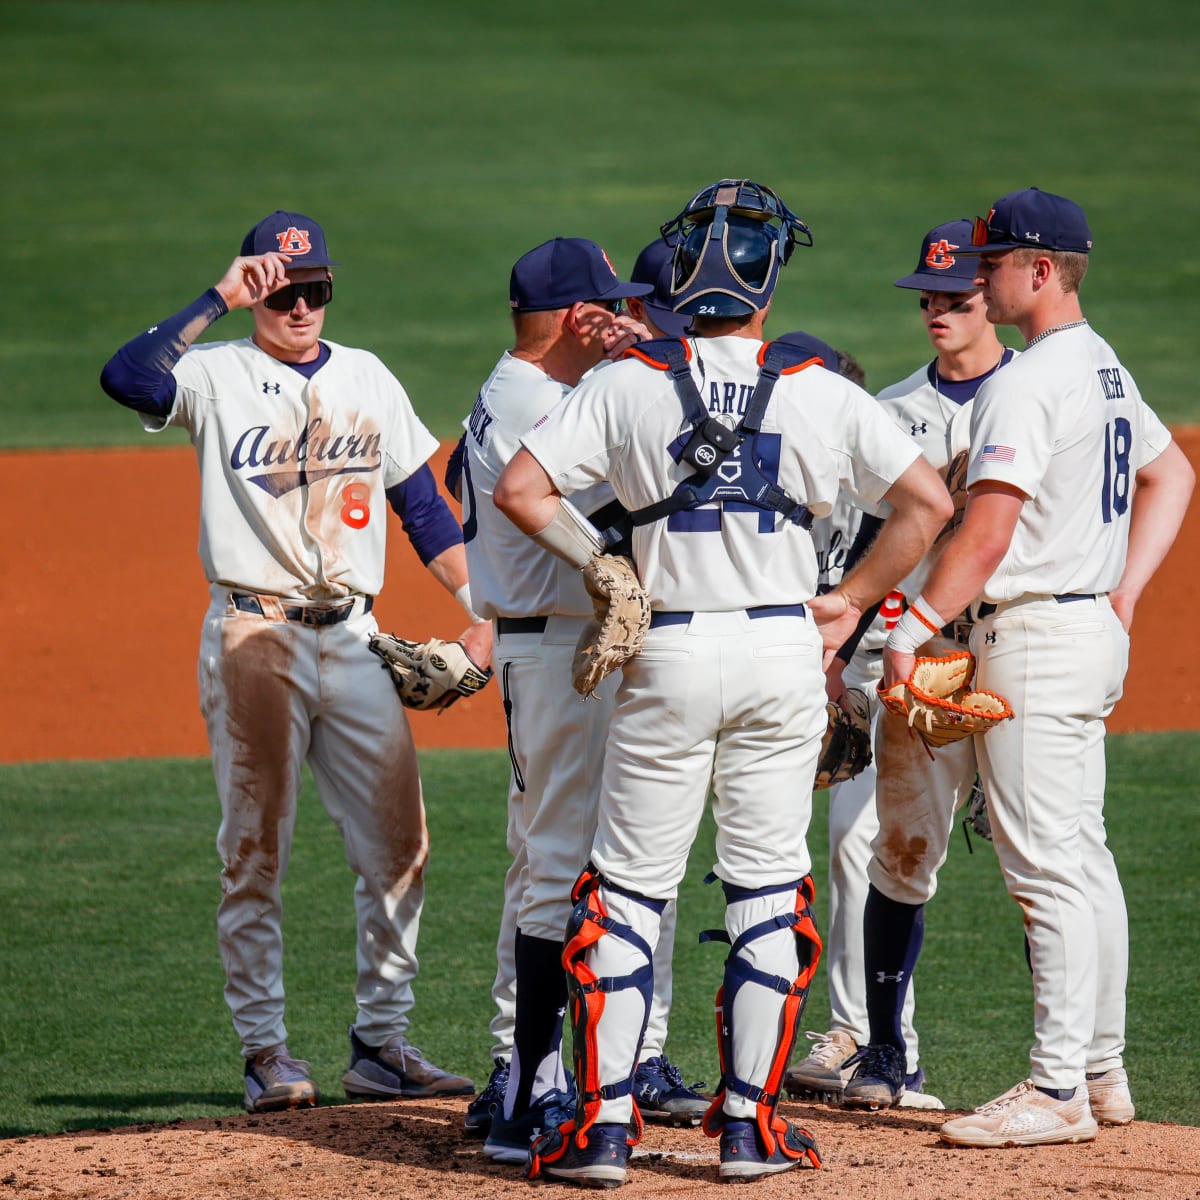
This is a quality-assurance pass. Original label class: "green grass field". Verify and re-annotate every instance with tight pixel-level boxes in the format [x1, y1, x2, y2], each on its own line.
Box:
[2, 0, 1199, 449]
[1, 736, 1196, 1138]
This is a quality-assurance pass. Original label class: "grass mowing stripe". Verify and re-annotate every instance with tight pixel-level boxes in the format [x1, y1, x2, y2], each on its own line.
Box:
[0, 735, 1196, 1135]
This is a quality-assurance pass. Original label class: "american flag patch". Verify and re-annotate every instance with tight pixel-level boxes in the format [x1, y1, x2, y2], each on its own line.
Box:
[980, 444, 1016, 463]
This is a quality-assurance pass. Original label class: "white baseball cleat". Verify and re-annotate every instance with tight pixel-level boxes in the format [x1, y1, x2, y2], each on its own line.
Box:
[783, 1029, 860, 1102]
[1085, 1066, 1135, 1125]
[939, 1079, 1098, 1148]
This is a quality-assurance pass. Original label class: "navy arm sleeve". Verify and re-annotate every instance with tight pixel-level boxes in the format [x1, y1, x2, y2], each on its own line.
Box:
[99, 288, 229, 417]
[386, 464, 464, 565]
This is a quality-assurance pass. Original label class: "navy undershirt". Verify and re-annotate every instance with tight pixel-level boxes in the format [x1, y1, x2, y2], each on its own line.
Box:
[924, 348, 1015, 405]
[99, 292, 462, 564]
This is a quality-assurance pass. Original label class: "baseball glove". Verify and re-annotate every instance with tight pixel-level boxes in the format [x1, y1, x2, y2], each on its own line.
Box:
[813, 688, 873, 791]
[572, 553, 651, 698]
[878, 651, 1013, 750]
[368, 633, 493, 713]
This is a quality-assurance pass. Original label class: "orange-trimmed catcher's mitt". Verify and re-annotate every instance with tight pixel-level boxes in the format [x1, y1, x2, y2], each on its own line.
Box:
[878, 651, 1013, 749]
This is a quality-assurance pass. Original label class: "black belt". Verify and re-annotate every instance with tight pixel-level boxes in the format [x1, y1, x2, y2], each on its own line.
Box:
[976, 593, 1096, 619]
[497, 616, 549, 636]
[649, 603, 807, 629]
[231, 592, 371, 627]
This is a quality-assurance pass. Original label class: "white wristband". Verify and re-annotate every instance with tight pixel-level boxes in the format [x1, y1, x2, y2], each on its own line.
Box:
[454, 583, 484, 624]
[885, 594, 946, 655]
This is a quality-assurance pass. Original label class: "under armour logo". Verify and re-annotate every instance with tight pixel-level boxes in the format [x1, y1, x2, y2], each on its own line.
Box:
[876, 971, 906, 984]
[275, 226, 312, 254]
[262, 382, 281, 394]
[1024, 231, 1041, 243]
[911, 422, 927, 436]
[985, 631, 997, 644]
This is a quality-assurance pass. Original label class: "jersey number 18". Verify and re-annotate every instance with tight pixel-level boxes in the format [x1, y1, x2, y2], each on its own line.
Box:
[1101, 417, 1131, 524]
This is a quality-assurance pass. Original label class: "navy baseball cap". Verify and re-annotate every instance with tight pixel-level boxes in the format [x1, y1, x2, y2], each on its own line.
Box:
[241, 210, 338, 268]
[962, 188, 1093, 255]
[894, 220, 979, 291]
[773, 329, 840, 372]
[629, 238, 690, 338]
[509, 237, 653, 312]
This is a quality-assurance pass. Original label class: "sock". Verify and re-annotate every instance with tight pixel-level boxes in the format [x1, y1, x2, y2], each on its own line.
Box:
[1036, 1086, 1078, 1101]
[863, 884, 924, 1051]
[507, 932, 569, 1117]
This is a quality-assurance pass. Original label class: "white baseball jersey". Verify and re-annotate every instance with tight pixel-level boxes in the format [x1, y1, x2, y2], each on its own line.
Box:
[461, 352, 609, 620]
[523, 337, 920, 611]
[144, 337, 437, 601]
[967, 326, 1171, 601]
[875, 353, 1016, 600]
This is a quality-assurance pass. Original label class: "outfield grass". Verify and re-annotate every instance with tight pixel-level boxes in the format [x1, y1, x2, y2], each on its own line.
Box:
[1, 735, 1196, 1138]
[2, 0, 1198, 449]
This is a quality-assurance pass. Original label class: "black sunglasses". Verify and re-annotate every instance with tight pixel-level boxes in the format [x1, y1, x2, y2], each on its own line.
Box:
[263, 279, 334, 312]
[586, 298, 624, 314]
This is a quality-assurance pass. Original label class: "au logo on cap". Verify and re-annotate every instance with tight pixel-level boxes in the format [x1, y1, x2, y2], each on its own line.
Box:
[925, 238, 960, 270]
[275, 227, 312, 255]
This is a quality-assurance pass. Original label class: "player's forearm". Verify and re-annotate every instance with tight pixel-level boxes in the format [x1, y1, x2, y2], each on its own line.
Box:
[1114, 442, 1196, 605]
[493, 448, 563, 535]
[99, 288, 228, 416]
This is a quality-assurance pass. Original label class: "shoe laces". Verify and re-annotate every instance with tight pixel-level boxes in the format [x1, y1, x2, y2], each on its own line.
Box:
[644, 1055, 705, 1094]
[975, 1079, 1037, 1113]
[853, 1043, 904, 1081]
[806, 1030, 852, 1066]
[480, 1059, 510, 1102]
[253, 1046, 312, 1081]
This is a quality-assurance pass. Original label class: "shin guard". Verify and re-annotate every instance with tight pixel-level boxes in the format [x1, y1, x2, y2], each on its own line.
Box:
[701, 875, 822, 1165]
[561, 863, 663, 1141]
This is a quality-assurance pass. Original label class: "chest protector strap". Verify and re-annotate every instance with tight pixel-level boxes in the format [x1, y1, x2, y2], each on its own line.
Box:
[623, 338, 823, 530]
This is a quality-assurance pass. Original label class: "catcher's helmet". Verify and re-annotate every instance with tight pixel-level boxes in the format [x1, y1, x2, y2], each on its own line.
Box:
[660, 180, 812, 318]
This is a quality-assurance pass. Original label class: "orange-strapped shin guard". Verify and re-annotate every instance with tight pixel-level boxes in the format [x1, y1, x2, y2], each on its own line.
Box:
[700, 875, 823, 1163]
[557, 864, 658, 1144]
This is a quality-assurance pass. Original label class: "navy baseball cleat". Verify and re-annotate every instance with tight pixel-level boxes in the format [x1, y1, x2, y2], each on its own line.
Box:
[483, 1087, 574, 1164]
[632, 1055, 709, 1126]
[527, 1121, 630, 1188]
[342, 1025, 474, 1100]
[841, 1042, 906, 1110]
[718, 1117, 822, 1182]
[464, 1057, 510, 1137]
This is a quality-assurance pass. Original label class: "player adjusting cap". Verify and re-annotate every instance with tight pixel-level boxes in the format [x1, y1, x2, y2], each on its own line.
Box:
[241, 210, 339, 268]
[509, 238, 653, 312]
[893, 219, 979, 291]
[629, 237, 690, 338]
[961, 188, 1093, 255]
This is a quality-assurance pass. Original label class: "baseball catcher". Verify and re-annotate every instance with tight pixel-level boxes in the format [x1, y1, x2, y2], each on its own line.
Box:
[878, 651, 1012, 750]
[813, 688, 873, 791]
[369, 633, 493, 713]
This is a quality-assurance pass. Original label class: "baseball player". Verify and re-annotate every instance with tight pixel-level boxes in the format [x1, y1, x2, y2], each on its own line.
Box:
[880, 188, 1193, 1146]
[793, 221, 1017, 1111]
[99, 211, 489, 1113]
[493, 179, 953, 1186]
[457, 238, 710, 1163]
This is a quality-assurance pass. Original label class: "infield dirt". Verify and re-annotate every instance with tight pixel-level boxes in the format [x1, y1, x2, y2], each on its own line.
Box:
[4, 434, 1198, 764]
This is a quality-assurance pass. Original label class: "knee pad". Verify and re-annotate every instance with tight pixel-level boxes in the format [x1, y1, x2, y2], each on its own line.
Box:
[562, 863, 665, 1139]
[701, 875, 822, 1157]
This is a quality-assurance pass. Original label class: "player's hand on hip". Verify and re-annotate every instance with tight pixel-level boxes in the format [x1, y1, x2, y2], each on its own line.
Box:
[215, 252, 293, 310]
[808, 590, 861, 659]
[882, 645, 914, 689]
[459, 619, 494, 671]
[1107, 587, 1135, 632]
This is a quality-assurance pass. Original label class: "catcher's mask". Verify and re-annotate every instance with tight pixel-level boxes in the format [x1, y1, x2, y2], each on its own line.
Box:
[660, 179, 812, 319]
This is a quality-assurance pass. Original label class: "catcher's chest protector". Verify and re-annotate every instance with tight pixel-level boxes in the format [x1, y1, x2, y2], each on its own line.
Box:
[623, 338, 822, 530]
